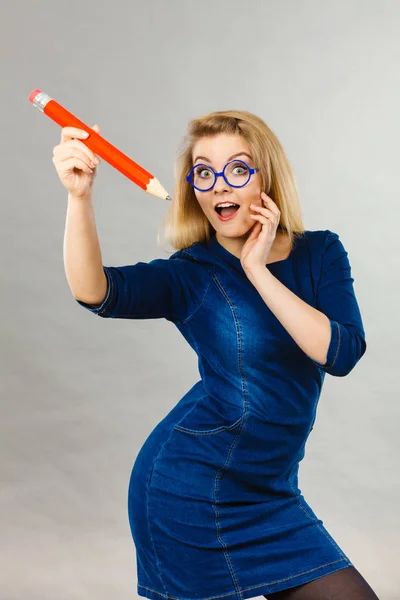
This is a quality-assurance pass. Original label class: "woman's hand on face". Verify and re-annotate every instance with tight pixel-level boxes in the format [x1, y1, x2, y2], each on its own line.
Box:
[240, 191, 281, 272]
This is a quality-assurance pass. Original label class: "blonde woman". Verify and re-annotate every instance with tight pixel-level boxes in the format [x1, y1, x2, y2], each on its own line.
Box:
[54, 111, 378, 599]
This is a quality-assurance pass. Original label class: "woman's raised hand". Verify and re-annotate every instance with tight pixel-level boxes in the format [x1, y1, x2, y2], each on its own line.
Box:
[52, 124, 101, 198]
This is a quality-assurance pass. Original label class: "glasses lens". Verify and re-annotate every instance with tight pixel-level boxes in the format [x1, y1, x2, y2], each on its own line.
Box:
[189, 164, 215, 190]
[225, 160, 250, 186]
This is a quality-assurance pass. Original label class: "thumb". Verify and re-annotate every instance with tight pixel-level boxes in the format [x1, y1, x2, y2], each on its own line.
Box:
[92, 123, 100, 133]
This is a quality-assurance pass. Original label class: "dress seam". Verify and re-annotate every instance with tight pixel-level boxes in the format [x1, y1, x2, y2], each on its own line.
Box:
[287, 478, 348, 560]
[211, 274, 250, 600]
[180, 256, 215, 324]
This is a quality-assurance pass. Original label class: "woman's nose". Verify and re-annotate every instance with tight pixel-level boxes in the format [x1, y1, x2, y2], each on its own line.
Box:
[213, 173, 230, 192]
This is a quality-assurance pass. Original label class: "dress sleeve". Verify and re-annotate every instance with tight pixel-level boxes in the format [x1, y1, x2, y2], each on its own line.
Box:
[74, 252, 211, 323]
[310, 230, 367, 376]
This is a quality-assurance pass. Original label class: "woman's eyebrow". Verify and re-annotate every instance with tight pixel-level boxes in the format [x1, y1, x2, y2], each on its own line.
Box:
[193, 152, 253, 164]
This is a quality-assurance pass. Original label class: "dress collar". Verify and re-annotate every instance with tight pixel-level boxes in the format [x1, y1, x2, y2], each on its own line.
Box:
[205, 231, 303, 276]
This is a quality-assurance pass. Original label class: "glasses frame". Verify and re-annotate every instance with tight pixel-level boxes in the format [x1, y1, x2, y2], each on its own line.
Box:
[186, 159, 260, 192]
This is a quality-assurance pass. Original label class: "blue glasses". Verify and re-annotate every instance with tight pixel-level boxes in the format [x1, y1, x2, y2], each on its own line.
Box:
[186, 159, 259, 192]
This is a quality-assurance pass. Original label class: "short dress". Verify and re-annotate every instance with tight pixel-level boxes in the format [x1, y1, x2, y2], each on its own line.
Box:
[76, 229, 367, 600]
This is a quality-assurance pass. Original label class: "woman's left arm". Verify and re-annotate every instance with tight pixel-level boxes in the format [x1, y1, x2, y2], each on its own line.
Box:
[245, 230, 367, 377]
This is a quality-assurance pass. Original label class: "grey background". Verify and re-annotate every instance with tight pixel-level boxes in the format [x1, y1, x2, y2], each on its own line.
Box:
[1, 1, 399, 598]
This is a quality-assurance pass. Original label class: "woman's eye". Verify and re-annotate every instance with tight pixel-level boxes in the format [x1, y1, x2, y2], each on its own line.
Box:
[195, 167, 212, 178]
[233, 165, 248, 174]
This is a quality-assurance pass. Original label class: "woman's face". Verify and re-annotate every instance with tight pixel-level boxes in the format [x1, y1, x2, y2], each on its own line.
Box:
[191, 133, 263, 240]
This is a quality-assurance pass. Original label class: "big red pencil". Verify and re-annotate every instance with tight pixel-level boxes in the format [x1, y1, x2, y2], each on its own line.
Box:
[29, 89, 171, 201]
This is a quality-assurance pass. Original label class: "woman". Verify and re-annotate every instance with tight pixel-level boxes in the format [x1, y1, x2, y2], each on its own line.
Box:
[54, 110, 378, 599]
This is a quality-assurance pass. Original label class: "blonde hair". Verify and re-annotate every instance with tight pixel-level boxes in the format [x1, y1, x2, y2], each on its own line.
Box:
[157, 110, 306, 253]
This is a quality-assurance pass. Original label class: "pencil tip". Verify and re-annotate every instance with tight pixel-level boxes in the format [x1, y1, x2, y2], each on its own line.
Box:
[166, 195, 172, 201]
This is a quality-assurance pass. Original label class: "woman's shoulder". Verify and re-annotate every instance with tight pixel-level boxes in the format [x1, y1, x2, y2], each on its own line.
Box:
[169, 242, 217, 272]
[297, 228, 340, 251]
[288, 229, 342, 270]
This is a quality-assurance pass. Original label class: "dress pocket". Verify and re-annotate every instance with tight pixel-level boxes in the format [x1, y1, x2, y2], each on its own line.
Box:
[173, 393, 245, 436]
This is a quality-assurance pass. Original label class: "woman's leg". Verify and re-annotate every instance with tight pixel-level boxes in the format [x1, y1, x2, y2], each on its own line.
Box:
[263, 566, 380, 599]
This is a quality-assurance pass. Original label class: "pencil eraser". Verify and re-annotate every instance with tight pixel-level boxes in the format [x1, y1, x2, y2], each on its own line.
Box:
[29, 89, 41, 103]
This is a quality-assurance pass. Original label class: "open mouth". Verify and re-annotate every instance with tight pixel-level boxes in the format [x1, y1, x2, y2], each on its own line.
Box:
[215, 204, 240, 219]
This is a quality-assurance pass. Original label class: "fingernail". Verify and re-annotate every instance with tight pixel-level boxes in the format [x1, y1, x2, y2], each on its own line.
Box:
[81, 131, 89, 137]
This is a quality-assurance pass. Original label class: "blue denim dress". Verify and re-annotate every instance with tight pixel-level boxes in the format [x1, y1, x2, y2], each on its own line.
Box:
[76, 229, 367, 599]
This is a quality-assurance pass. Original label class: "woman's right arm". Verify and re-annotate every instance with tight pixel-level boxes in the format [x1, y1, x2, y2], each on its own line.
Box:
[64, 192, 107, 306]
[54, 125, 212, 322]
[53, 124, 107, 305]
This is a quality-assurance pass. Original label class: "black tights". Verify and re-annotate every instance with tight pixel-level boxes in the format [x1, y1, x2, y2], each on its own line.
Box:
[263, 566, 380, 599]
